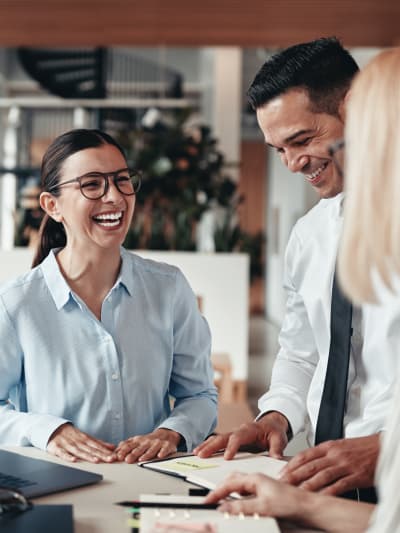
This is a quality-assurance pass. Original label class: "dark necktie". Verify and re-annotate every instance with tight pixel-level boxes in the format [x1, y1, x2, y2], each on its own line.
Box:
[314, 272, 377, 504]
[315, 271, 352, 444]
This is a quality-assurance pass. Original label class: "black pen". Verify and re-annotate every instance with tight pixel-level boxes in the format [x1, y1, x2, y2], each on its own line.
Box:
[116, 500, 219, 510]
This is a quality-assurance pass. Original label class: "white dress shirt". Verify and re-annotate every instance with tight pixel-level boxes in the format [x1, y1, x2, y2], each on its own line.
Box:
[259, 193, 397, 445]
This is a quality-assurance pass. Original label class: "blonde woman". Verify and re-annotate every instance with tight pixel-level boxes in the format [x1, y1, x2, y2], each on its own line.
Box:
[205, 48, 400, 532]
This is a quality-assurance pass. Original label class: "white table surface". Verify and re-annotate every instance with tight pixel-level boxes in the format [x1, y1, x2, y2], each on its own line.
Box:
[3, 446, 323, 533]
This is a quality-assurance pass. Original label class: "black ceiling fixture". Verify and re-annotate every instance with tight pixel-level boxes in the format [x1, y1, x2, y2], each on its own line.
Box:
[17, 47, 107, 99]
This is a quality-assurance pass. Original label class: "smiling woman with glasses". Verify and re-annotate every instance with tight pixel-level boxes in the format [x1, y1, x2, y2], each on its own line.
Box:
[0, 128, 217, 465]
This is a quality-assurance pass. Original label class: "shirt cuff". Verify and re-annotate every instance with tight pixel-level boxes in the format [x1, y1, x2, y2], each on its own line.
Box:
[157, 421, 190, 452]
[257, 397, 306, 438]
[27, 413, 70, 450]
[158, 415, 217, 453]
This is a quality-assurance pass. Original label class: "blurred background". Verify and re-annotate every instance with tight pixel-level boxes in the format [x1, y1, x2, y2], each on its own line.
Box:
[0, 0, 398, 446]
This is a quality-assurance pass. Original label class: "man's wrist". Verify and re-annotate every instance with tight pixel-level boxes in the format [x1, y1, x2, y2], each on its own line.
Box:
[258, 410, 293, 440]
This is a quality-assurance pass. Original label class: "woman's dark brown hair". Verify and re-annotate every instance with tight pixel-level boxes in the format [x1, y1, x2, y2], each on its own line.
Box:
[32, 129, 126, 267]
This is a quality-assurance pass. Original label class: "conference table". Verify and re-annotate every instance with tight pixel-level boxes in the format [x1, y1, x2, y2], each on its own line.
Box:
[6, 446, 323, 532]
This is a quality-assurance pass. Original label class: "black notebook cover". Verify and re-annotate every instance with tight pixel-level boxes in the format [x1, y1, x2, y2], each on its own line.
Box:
[0, 504, 73, 533]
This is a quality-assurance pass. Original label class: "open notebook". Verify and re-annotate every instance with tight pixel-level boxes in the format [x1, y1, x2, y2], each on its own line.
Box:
[139, 452, 286, 491]
[136, 494, 280, 533]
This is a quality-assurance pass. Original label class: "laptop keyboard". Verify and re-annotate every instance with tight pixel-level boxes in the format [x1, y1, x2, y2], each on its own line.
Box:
[0, 472, 37, 489]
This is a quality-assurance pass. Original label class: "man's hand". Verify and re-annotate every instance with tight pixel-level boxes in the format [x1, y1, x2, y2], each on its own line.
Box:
[193, 411, 289, 460]
[47, 423, 117, 463]
[115, 428, 182, 463]
[280, 434, 380, 495]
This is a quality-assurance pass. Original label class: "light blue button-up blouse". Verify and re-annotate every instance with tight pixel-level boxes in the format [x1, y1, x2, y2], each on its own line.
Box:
[0, 248, 217, 451]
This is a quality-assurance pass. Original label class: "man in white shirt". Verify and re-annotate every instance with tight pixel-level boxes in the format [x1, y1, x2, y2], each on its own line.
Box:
[195, 38, 395, 502]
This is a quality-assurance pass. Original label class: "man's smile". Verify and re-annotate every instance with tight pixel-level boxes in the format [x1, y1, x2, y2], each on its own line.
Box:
[305, 162, 329, 185]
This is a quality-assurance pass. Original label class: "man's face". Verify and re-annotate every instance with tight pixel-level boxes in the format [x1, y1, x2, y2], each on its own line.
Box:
[256, 88, 345, 199]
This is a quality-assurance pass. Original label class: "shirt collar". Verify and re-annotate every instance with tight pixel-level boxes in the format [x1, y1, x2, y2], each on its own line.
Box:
[118, 247, 134, 296]
[40, 249, 72, 310]
[40, 247, 133, 311]
[319, 191, 345, 218]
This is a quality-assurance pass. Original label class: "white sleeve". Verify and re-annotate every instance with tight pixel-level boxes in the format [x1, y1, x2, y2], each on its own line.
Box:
[258, 227, 319, 437]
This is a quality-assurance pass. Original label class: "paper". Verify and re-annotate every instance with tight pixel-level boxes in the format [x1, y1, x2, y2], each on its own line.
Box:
[153, 457, 220, 474]
[138, 494, 280, 533]
[140, 452, 286, 491]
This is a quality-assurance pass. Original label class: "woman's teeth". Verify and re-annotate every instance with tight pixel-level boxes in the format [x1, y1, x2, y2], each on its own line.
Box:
[93, 212, 123, 227]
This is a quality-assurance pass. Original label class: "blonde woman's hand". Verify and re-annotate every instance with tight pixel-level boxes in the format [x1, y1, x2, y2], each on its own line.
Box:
[205, 471, 301, 519]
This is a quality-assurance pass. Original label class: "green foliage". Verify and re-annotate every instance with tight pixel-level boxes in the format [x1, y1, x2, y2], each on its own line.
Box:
[118, 108, 264, 280]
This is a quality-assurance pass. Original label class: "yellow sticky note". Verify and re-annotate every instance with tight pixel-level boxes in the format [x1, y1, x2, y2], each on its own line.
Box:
[164, 458, 219, 473]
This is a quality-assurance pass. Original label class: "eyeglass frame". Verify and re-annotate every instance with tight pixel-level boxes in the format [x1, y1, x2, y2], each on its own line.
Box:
[328, 139, 345, 178]
[0, 487, 32, 516]
[47, 168, 142, 200]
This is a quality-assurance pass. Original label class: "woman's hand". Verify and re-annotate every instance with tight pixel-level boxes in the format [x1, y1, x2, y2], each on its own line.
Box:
[205, 471, 302, 518]
[205, 472, 372, 532]
[47, 423, 117, 463]
[115, 428, 182, 463]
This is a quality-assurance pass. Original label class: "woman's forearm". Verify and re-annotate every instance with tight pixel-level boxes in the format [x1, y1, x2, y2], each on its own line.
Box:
[292, 491, 374, 532]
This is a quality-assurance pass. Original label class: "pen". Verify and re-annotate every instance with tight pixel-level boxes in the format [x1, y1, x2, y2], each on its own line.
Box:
[116, 501, 219, 510]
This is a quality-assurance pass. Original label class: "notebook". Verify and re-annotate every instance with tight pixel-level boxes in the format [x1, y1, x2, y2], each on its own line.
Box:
[139, 452, 286, 491]
[0, 449, 102, 498]
[136, 494, 280, 533]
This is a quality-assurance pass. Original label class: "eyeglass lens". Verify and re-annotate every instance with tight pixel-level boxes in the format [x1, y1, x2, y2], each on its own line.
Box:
[79, 171, 140, 200]
[330, 141, 345, 178]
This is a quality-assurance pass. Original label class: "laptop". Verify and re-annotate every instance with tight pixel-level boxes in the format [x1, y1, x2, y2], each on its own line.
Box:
[0, 449, 103, 498]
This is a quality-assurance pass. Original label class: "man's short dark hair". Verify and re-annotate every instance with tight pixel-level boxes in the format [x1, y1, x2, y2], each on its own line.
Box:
[247, 37, 359, 116]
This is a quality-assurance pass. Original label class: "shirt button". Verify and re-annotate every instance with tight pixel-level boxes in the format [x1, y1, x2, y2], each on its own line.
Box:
[111, 373, 119, 380]
[114, 413, 121, 420]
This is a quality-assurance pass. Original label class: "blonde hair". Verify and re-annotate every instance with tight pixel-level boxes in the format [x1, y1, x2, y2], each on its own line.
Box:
[339, 48, 400, 303]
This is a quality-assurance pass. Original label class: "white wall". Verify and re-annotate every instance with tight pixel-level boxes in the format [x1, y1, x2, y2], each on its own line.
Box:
[265, 151, 317, 325]
[137, 251, 249, 381]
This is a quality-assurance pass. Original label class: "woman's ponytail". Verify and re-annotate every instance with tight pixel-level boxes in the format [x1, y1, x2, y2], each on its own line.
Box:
[31, 214, 66, 267]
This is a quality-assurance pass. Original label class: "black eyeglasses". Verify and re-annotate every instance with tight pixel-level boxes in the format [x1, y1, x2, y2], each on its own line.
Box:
[48, 168, 142, 200]
[328, 139, 345, 178]
[0, 487, 32, 516]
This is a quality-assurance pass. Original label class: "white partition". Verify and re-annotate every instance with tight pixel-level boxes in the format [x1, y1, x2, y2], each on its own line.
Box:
[0, 249, 250, 383]
[136, 251, 249, 382]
